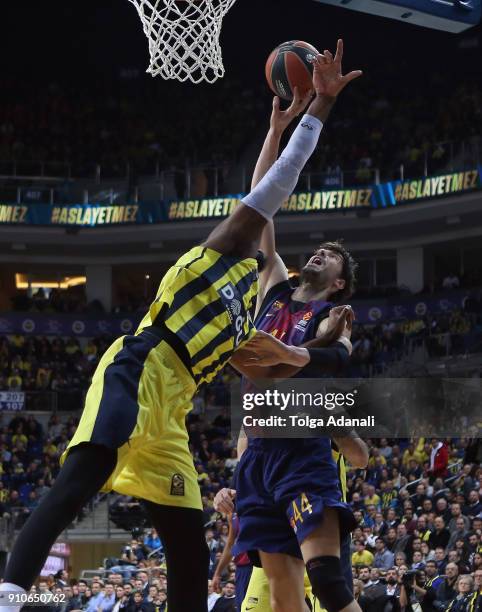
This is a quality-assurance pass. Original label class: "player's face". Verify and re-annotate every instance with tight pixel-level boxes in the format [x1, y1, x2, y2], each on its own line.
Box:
[300, 248, 344, 293]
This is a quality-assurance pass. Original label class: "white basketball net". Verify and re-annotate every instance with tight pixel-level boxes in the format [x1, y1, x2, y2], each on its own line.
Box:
[128, 0, 237, 83]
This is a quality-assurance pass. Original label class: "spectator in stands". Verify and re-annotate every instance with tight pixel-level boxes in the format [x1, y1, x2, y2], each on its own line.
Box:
[446, 575, 475, 611]
[353, 579, 369, 610]
[352, 539, 375, 567]
[385, 528, 398, 553]
[146, 585, 158, 604]
[428, 439, 449, 480]
[85, 581, 104, 612]
[394, 524, 412, 556]
[364, 566, 401, 610]
[411, 551, 425, 570]
[212, 581, 236, 612]
[7, 369, 22, 390]
[455, 464, 476, 498]
[207, 579, 221, 611]
[374, 537, 395, 570]
[429, 517, 451, 550]
[127, 590, 153, 612]
[466, 531, 481, 563]
[205, 528, 219, 556]
[433, 546, 447, 575]
[67, 580, 89, 611]
[96, 583, 116, 612]
[143, 529, 161, 554]
[435, 562, 459, 608]
[464, 490, 482, 519]
[401, 507, 418, 535]
[372, 512, 387, 537]
[394, 553, 408, 571]
[416, 516, 432, 543]
[435, 497, 451, 522]
[449, 502, 471, 532]
[112, 585, 128, 612]
[449, 549, 471, 575]
[448, 517, 469, 550]
[468, 568, 482, 610]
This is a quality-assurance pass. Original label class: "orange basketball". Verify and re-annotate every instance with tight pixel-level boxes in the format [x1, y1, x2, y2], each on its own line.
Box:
[265, 40, 319, 101]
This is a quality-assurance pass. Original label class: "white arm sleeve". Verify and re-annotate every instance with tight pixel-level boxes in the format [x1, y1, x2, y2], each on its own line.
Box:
[241, 114, 323, 220]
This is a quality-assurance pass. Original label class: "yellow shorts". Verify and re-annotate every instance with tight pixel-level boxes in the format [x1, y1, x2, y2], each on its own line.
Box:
[242, 567, 271, 612]
[241, 567, 324, 612]
[61, 332, 201, 510]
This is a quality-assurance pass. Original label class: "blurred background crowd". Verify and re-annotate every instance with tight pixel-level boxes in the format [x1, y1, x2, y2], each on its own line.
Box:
[0, 69, 479, 190]
[0, 406, 480, 611]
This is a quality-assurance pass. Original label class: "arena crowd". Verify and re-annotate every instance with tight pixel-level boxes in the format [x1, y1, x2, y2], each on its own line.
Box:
[0, 405, 481, 610]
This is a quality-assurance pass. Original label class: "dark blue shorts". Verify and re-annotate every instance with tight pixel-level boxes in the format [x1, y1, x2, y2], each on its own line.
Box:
[234, 440, 356, 565]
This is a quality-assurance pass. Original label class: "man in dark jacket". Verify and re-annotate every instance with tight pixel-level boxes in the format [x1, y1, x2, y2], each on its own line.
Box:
[364, 567, 401, 612]
[127, 591, 154, 612]
[428, 517, 450, 550]
[434, 563, 459, 610]
[212, 582, 236, 612]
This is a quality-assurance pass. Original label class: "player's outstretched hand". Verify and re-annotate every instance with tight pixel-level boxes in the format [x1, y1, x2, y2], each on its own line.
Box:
[270, 86, 313, 136]
[213, 487, 236, 515]
[312, 39, 362, 98]
[242, 330, 308, 367]
[322, 305, 354, 342]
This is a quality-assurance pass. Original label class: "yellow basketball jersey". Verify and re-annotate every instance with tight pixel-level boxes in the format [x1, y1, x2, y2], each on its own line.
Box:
[331, 443, 347, 502]
[137, 246, 259, 386]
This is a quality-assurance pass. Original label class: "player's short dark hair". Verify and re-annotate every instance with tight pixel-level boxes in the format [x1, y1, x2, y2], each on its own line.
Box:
[316, 240, 357, 302]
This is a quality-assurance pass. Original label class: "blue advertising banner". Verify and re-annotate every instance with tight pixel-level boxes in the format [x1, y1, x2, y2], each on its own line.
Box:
[0, 168, 479, 226]
[0, 291, 469, 335]
[0, 313, 142, 337]
[351, 291, 468, 323]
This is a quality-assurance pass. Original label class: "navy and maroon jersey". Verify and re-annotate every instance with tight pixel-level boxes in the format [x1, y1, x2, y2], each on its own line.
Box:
[247, 279, 334, 448]
[235, 280, 356, 562]
[232, 513, 251, 567]
[256, 280, 332, 378]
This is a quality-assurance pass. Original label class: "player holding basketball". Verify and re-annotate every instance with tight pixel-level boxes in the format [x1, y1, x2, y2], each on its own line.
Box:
[0, 42, 361, 612]
[228, 45, 365, 612]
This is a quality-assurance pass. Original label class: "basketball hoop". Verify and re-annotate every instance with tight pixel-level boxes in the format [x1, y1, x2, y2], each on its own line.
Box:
[127, 0, 237, 83]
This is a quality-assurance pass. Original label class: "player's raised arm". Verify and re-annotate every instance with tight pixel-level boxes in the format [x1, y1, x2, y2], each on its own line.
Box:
[253, 88, 312, 309]
[306, 39, 362, 122]
[204, 40, 361, 260]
